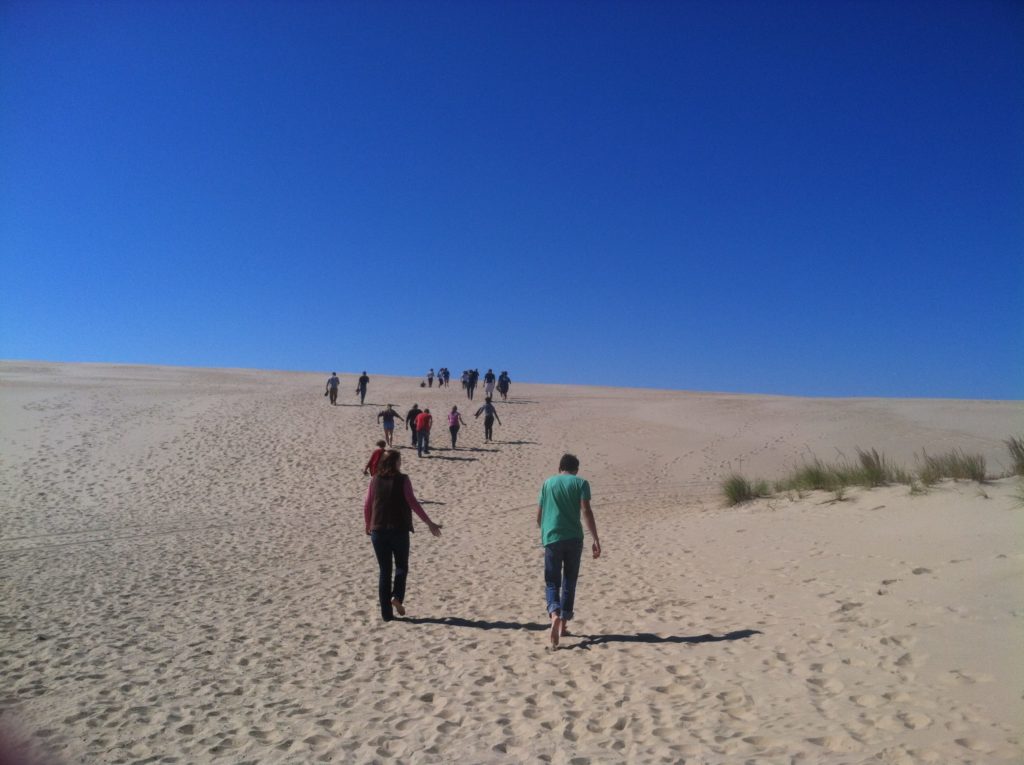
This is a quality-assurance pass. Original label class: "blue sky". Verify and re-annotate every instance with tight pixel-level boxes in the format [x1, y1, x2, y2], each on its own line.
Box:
[2, 0, 1021, 398]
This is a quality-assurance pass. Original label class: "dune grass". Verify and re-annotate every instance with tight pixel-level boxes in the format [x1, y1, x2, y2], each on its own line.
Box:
[917, 449, 986, 485]
[723, 474, 771, 506]
[1006, 436, 1024, 477]
[722, 444, 993, 505]
[769, 449, 911, 495]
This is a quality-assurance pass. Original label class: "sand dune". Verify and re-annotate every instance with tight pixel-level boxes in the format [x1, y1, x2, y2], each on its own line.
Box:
[1, 362, 1021, 764]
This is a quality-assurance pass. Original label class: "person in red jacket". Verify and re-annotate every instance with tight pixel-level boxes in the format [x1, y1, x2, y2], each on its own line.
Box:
[414, 408, 433, 457]
[363, 440, 387, 476]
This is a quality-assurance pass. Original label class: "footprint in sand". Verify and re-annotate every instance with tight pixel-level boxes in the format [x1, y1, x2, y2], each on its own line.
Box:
[955, 737, 996, 753]
[807, 677, 844, 695]
[899, 712, 932, 730]
[850, 694, 884, 708]
[808, 734, 860, 753]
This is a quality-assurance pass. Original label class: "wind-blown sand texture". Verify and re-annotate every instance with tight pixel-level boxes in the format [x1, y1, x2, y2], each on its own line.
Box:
[1, 362, 1021, 764]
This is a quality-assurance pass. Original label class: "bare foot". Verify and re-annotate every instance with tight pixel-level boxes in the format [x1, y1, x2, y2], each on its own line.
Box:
[549, 614, 561, 648]
[391, 598, 405, 616]
[560, 623, 570, 637]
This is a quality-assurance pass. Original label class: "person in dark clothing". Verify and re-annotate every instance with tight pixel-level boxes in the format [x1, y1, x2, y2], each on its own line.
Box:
[405, 403, 422, 447]
[363, 451, 442, 621]
[497, 371, 511, 401]
[356, 372, 370, 405]
[474, 397, 502, 442]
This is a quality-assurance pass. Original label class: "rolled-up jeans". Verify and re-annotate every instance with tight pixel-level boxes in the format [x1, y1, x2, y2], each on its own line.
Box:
[544, 537, 584, 621]
[370, 529, 410, 621]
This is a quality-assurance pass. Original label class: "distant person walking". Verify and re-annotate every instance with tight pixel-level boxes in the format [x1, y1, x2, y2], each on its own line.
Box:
[483, 369, 496, 399]
[442, 368, 451, 387]
[497, 371, 511, 401]
[427, 368, 435, 388]
[363, 440, 387, 477]
[447, 405, 467, 449]
[326, 372, 340, 405]
[474, 397, 502, 442]
[537, 453, 602, 648]
[415, 408, 433, 457]
[405, 403, 422, 447]
[356, 372, 370, 405]
[364, 450, 442, 621]
[377, 404, 404, 447]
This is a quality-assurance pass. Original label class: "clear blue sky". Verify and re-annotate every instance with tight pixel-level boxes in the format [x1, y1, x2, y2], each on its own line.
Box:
[2, 1, 1021, 398]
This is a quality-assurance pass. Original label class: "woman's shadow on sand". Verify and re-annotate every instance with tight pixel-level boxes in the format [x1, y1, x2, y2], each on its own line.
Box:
[399, 616, 760, 649]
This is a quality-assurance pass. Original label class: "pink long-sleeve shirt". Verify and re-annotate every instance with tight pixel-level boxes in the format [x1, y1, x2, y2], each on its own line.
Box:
[363, 475, 433, 531]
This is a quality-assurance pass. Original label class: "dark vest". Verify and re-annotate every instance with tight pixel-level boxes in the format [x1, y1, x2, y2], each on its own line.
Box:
[370, 474, 413, 532]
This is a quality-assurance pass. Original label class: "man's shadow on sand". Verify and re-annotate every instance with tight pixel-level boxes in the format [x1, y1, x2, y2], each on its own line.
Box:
[422, 454, 479, 462]
[399, 616, 761, 648]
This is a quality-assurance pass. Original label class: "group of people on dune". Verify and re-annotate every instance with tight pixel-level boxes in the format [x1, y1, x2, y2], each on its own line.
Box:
[325, 369, 600, 647]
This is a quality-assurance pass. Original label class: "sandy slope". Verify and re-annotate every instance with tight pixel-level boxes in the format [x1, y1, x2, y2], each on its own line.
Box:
[1, 362, 1021, 764]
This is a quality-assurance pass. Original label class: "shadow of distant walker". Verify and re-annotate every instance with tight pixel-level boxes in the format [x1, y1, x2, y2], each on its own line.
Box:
[397, 617, 762, 649]
[567, 629, 762, 650]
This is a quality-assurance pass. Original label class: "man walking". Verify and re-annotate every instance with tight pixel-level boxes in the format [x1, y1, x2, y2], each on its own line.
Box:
[415, 407, 433, 457]
[536, 453, 601, 648]
[325, 372, 340, 405]
[405, 403, 422, 447]
[356, 372, 370, 405]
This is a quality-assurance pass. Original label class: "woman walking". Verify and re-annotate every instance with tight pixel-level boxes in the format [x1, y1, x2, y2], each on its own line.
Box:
[363, 451, 442, 621]
[447, 405, 467, 448]
[376, 404, 404, 447]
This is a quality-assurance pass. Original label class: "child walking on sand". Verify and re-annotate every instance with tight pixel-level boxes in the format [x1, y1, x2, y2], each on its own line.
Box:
[363, 440, 387, 476]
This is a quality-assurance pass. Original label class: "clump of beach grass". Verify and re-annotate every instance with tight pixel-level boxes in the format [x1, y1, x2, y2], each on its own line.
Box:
[855, 447, 911, 487]
[769, 449, 908, 495]
[1005, 436, 1024, 477]
[917, 449, 987, 485]
[723, 474, 770, 506]
[722, 441, 1007, 507]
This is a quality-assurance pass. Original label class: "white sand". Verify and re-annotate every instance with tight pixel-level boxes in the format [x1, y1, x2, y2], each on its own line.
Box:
[1, 361, 1021, 764]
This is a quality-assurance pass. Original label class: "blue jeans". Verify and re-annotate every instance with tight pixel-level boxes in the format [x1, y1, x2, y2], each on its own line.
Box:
[370, 529, 410, 621]
[417, 430, 430, 456]
[544, 537, 584, 621]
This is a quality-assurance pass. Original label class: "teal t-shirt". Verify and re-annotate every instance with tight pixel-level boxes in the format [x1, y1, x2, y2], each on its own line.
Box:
[538, 473, 591, 545]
